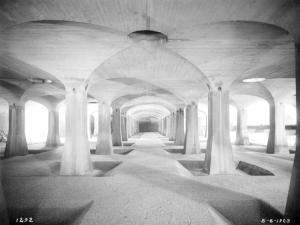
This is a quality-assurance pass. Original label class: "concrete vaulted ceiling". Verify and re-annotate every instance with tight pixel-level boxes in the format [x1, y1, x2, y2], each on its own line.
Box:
[126, 104, 170, 121]
[0, 0, 299, 111]
[0, 0, 300, 38]
[89, 41, 209, 104]
[121, 96, 176, 113]
[230, 94, 269, 109]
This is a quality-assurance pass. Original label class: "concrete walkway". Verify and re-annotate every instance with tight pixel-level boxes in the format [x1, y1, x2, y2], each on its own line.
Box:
[1, 133, 293, 225]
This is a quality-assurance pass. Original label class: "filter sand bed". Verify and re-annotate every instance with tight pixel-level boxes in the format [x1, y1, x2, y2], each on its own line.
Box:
[1, 133, 293, 225]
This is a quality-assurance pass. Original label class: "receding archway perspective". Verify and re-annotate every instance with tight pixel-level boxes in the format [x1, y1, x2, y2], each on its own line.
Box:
[0, 1, 300, 224]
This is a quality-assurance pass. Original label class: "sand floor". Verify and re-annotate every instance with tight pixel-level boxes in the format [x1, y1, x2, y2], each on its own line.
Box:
[0, 133, 294, 225]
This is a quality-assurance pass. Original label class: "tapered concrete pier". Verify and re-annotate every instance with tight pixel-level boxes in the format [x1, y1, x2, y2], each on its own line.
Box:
[204, 89, 235, 174]
[121, 114, 128, 142]
[112, 107, 123, 146]
[4, 103, 28, 158]
[184, 102, 200, 154]
[235, 107, 249, 145]
[175, 107, 185, 145]
[96, 101, 113, 155]
[60, 86, 92, 175]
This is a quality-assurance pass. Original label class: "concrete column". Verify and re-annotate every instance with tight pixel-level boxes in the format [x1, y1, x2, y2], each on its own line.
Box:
[96, 102, 113, 155]
[132, 119, 136, 135]
[169, 114, 174, 141]
[131, 118, 135, 136]
[204, 113, 208, 138]
[267, 102, 276, 153]
[60, 86, 92, 175]
[4, 103, 28, 158]
[166, 116, 170, 137]
[184, 102, 200, 154]
[112, 107, 122, 146]
[204, 89, 235, 174]
[127, 117, 133, 137]
[163, 117, 166, 135]
[275, 101, 288, 152]
[136, 120, 139, 133]
[89, 114, 95, 138]
[121, 114, 128, 141]
[286, 43, 300, 223]
[169, 112, 176, 141]
[175, 107, 185, 145]
[267, 101, 288, 153]
[46, 108, 61, 147]
[235, 107, 249, 145]
[172, 112, 177, 140]
[127, 117, 131, 138]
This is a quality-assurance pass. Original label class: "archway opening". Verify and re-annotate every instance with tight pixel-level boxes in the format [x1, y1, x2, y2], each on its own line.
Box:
[25, 101, 48, 144]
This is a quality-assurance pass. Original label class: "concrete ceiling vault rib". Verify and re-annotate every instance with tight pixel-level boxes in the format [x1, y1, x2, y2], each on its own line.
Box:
[124, 104, 171, 118]
[126, 104, 170, 120]
[230, 94, 269, 109]
[131, 112, 163, 121]
[89, 76, 184, 106]
[89, 41, 209, 104]
[230, 77, 296, 107]
[1, 20, 130, 87]
[230, 81, 274, 105]
[0, 54, 65, 89]
[120, 96, 177, 113]
[29, 95, 64, 110]
[167, 21, 295, 89]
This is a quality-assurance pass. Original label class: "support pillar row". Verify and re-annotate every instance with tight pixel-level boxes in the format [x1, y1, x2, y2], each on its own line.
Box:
[267, 101, 289, 154]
